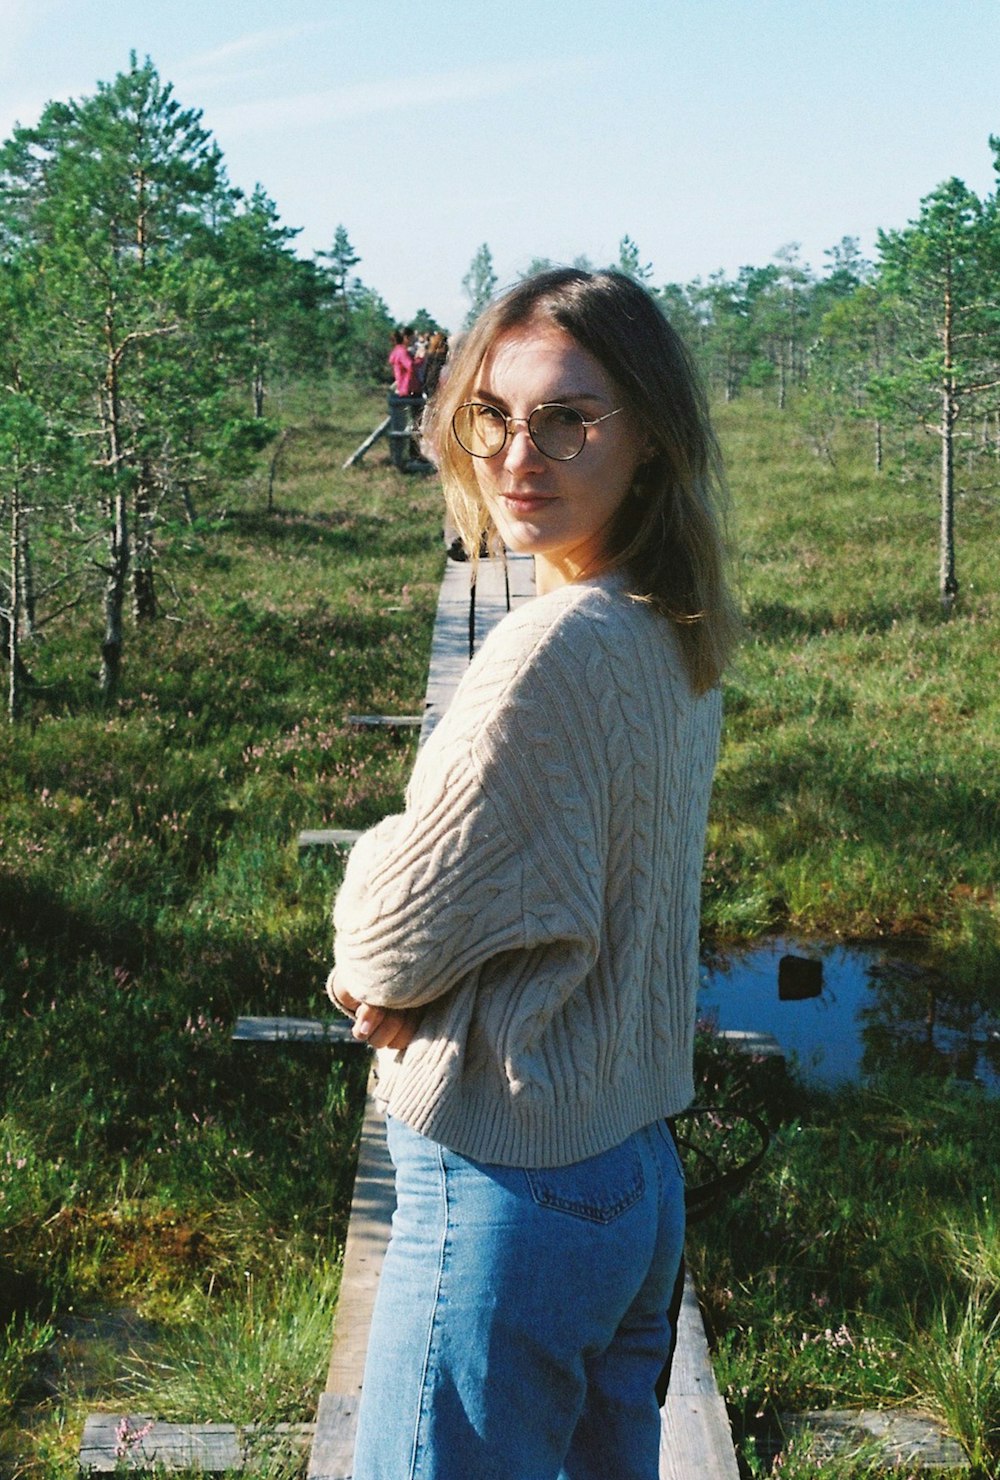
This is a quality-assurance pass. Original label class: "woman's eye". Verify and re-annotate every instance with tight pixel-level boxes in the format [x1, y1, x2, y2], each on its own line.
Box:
[546, 406, 582, 429]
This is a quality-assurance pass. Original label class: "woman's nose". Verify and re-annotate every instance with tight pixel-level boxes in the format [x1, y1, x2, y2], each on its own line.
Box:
[502, 423, 545, 470]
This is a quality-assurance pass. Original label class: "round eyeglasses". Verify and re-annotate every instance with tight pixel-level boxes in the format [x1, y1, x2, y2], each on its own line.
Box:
[452, 402, 623, 462]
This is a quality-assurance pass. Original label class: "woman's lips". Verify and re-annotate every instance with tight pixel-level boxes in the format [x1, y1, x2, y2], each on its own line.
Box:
[501, 492, 555, 515]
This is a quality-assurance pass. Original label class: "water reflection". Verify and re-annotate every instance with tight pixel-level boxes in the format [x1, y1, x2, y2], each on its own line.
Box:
[699, 939, 1000, 1092]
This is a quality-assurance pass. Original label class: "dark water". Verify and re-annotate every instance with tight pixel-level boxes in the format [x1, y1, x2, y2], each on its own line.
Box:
[698, 937, 1000, 1093]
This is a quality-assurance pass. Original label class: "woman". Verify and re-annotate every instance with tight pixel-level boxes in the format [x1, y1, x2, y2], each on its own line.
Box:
[422, 329, 449, 397]
[388, 325, 420, 397]
[328, 268, 739, 1480]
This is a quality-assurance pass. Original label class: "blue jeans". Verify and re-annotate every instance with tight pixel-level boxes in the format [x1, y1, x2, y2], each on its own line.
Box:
[352, 1115, 685, 1480]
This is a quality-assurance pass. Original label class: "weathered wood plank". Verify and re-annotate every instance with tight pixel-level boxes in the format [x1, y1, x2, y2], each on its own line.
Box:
[659, 1275, 740, 1478]
[323, 1074, 395, 1400]
[298, 829, 361, 851]
[346, 714, 423, 731]
[780, 1408, 968, 1468]
[307, 1393, 358, 1480]
[660, 1394, 740, 1480]
[342, 416, 390, 469]
[665, 1274, 722, 1398]
[421, 551, 534, 743]
[79, 1415, 313, 1473]
[232, 1015, 361, 1047]
[716, 1028, 784, 1059]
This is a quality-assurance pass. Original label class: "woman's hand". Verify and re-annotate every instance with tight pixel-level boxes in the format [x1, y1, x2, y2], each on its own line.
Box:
[353, 1001, 420, 1050]
[330, 977, 420, 1051]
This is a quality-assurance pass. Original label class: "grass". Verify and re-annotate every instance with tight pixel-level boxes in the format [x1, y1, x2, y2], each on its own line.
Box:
[708, 398, 999, 973]
[120, 1260, 343, 1426]
[0, 377, 997, 1476]
[687, 1030, 999, 1475]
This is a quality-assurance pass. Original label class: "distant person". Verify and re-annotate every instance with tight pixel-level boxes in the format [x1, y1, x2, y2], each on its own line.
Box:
[418, 332, 465, 553]
[388, 326, 425, 464]
[388, 327, 421, 398]
[421, 331, 449, 397]
[328, 268, 739, 1479]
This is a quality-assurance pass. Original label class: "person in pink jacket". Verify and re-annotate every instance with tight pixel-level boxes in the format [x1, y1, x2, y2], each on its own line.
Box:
[388, 327, 421, 396]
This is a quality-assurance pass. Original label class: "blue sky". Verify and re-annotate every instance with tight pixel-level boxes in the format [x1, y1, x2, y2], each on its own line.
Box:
[2, 0, 999, 329]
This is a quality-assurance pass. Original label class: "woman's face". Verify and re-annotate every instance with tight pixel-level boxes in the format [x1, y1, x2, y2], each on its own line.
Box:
[469, 321, 648, 592]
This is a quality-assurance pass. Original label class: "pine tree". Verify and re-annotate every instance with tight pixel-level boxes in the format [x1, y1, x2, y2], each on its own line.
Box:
[873, 176, 1000, 611]
[462, 243, 497, 328]
[616, 235, 653, 283]
[0, 55, 264, 691]
[317, 224, 361, 324]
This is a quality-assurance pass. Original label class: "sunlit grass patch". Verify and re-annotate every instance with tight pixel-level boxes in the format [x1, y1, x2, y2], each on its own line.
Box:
[121, 1260, 342, 1427]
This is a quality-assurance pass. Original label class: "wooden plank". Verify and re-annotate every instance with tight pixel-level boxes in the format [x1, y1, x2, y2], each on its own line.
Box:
[342, 416, 390, 469]
[298, 829, 361, 851]
[780, 1408, 968, 1468]
[717, 1028, 784, 1059]
[307, 1393, 358, 1480]
[421, 551, 535, 743]
[232, 1015, 360, 1047]
[665, 1274, 723, 1397]
[660, 1394, 740, 1480]
[323, 1073, 395, 1399]
[79, 1415, 312, 1473]
[346, 713, 423, 730]
[659, 1274, 740, 1479]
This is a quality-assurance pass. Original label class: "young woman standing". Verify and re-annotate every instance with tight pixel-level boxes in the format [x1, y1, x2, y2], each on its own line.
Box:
[329, 268, 739, 1480]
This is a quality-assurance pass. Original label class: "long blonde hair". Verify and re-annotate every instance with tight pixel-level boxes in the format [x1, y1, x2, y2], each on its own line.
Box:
[423, 268, 739, 693]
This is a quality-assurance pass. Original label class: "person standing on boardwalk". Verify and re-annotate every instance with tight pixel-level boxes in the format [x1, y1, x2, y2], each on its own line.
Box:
[328, 267, 739, 1480]
[388, 325, 421, 397]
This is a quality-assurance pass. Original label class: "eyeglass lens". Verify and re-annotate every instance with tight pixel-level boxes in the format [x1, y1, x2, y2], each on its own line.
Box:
[452, 403, 587, 461]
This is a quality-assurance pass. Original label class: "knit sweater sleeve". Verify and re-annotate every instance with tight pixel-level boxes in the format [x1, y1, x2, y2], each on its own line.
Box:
[331, 596, 607, 1011]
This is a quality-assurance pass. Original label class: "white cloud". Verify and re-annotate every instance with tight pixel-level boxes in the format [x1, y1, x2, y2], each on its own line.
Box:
[205, 55, 596, 139]
[183, 22, 333, 74]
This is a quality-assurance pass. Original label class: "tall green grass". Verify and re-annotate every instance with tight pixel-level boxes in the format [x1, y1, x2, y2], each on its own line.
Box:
[688, 1030, 999, 1474]
[708, 399, 999, 989]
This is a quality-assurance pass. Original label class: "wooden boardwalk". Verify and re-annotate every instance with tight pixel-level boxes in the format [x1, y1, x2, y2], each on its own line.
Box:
[420, 548, 535, 742]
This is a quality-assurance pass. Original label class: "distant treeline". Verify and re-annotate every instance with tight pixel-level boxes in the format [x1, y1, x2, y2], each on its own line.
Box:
[2, 54, 997, 715]
[497, 146, 1000, 621]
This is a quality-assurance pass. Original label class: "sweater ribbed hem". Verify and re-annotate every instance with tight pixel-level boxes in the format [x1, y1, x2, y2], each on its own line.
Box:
[372, 1049, 696, 1168]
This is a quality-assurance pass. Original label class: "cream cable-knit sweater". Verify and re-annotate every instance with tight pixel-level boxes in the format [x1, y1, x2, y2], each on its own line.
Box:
[329, 572, 722, 1168]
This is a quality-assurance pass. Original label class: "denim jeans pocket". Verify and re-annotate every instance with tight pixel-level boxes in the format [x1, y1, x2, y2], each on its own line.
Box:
[525, 1140, 645, 1224]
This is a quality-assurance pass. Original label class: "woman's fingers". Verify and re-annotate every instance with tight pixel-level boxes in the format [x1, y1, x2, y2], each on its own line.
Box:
[352, 1002, 384, 1041]
[379, 1012, 419, 1051]
[352, 1003, 418, 1050]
